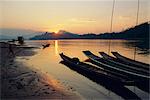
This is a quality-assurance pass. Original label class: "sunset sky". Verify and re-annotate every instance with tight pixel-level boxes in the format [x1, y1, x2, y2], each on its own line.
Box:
[0, 0, 149, 34]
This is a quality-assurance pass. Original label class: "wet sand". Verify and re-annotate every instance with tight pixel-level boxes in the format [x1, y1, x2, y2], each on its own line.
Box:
[0, 42, 81, 99]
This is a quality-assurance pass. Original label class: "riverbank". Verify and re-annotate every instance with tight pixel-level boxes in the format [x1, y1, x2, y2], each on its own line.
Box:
[0, 42, 81, 99]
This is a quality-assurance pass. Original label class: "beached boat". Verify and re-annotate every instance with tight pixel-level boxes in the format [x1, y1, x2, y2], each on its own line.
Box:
[60, 53, 134, 82]
[83, 51, 149, 93]
[83, 51, 149, 79]
[59, 53, 141, 100]
[112, 52, 150, 71]
[99, 52, 149, 76]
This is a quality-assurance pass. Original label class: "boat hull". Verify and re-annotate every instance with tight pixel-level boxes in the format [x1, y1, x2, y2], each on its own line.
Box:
[112, 52, 149, 71]
[83, 51, 149, 93]
[59, 53, 141, 100]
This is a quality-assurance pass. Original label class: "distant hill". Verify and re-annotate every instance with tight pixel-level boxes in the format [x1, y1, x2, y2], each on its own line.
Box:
[30, 22, 149, 40]
[100, 22, 149, 40]
[30, 30, 80, 40]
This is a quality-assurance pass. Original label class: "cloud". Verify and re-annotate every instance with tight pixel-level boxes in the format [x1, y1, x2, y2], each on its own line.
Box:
[118, 16, 131, 20]
[69, 18, 96, 23]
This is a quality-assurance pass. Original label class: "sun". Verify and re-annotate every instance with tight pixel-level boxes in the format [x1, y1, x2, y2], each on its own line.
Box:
[54, 30, 59, 34]
[51, 29, 59, 34]
[47, 28, 60, 34]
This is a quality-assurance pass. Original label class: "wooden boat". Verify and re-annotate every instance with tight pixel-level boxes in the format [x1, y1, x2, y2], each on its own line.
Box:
[83, 51, 149, 79]
[99, 52, 149, 76]
[60, 53, 134, 82]
[60, 53, 128, 84]
[42, 43, 50, 49]
[59, 53, 141, 100]
[112, 52, 149, 71]
[83, 50, 149, 93]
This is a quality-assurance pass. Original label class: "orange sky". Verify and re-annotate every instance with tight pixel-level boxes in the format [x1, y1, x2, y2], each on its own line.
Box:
[0, 0, 149, 34]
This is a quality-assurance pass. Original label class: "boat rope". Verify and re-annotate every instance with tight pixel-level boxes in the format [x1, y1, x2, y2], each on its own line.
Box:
[108, 0, 115, 55]
[133, 0, 140, 60]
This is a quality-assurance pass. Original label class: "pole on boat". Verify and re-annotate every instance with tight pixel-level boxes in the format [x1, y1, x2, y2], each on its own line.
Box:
[108, 0, 115, 55]
[133, 0, 140, 60]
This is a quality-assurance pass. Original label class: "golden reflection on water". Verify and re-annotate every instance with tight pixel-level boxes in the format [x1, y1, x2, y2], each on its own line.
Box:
[54, 40, 59, 56]
[20, 40, 149, 99]
[26, 40, 149, 64]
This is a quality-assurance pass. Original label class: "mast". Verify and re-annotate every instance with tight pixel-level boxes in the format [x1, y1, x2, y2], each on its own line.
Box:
[108, 0, 115, 54]
[133, 0, 140, 60]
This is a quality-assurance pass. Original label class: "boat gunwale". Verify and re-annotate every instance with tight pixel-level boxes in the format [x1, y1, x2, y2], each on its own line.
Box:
[59, 53, 128, 83]
[83, 51, 150, 79]
[59, 53, 143, 99]
[99, 52, 149, 76]
[111, 52, 150, 69]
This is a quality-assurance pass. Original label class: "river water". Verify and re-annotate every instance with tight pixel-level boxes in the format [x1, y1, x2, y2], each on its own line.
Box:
[17, 39, 149, 100]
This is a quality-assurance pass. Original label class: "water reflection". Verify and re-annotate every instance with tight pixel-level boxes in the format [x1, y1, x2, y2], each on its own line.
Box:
[123, 40, 149, 55]
[21, 39, 149, 99]
[54, 40, 59, 56]
[26, 39, 149, 63]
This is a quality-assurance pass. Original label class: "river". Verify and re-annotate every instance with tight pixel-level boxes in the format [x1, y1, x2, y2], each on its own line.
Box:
[16, 39, 149, 100]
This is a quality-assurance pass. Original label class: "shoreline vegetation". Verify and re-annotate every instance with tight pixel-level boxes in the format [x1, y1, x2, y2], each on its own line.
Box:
[0, 42, 81, 99]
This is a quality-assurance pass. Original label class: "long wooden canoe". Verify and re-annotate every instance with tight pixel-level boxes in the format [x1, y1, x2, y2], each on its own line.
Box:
[99, 52, 149, 76]
[83, 50, 149, 93]
[59, 53, 141, 100]
[112, 52, 149, 71]
[60, 53, 133, 83]
[83, 51, 149, 79]
[60, 53, 126, 82]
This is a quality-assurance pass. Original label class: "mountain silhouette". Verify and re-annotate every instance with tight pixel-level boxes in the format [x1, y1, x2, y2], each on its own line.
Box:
[30, 30, 80, 40]
[30, 22, 149, 40]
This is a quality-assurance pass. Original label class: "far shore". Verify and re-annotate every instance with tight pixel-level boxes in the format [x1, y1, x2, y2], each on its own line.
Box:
[0, 42, 81, 99]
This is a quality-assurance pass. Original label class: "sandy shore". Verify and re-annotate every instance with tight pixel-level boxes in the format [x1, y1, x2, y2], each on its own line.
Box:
[0, 42, 81, 100]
